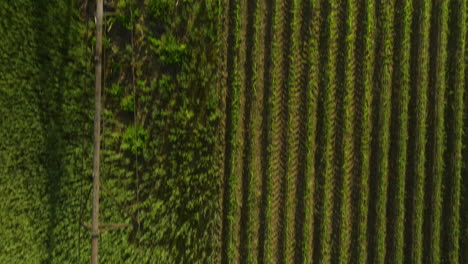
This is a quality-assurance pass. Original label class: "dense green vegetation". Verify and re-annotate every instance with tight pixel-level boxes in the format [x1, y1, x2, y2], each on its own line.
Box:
[1, 0, 219, 263]
[218, 0, 467, 263]
[0, 0, 93, 262]
[1, 0, 467, 263]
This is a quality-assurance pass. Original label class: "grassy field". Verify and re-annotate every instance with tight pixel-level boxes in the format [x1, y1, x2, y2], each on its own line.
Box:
[217, 0, 467, 263]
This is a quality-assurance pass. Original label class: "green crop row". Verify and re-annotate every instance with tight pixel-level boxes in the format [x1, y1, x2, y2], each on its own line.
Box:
[390, 1, 411, 263]
[263, 0, 289, 262]
[300, 0, 321, 263]
[428, 1, 448, 263]
[356, 1, 375, 263]
[446, 0, 466, 263]
[373, 1, 395, 263]
[410, 1, 431, 263]
[283, 0, 303, 262]
[244, 0, 261, 263]
[318, 1, 338, 263]
[224, 0, 242, 262]
[337, 0, 357, 263]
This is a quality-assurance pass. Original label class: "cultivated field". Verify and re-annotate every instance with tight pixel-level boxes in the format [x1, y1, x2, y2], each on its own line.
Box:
[216, 0, 467, 263]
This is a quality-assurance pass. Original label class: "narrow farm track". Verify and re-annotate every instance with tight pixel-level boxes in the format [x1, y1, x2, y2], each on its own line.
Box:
[217, 0, 468, 263]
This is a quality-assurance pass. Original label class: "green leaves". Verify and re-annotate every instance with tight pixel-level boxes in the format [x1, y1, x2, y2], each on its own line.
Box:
[148, 34, 188, 66]
[120, 94, 135, 112]
[121, 125, 149, 155]
[147, 0, 172, 23]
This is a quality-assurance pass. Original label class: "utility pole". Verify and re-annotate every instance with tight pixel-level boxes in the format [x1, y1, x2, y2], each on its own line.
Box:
[91, 0, 103, 263]
[88, 2, 130, 262]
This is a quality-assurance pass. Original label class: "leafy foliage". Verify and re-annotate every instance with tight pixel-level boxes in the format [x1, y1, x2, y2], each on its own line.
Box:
[98, 0, 221, 263]
[0, 0, 94, 263]
[2, 1, 468, 264]
[0, 0, 219, 263]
